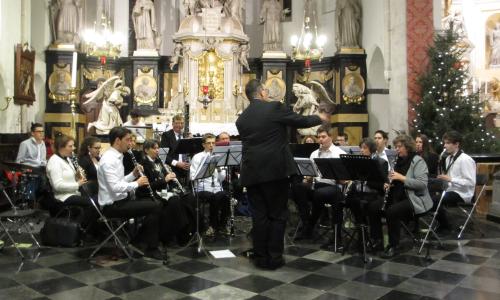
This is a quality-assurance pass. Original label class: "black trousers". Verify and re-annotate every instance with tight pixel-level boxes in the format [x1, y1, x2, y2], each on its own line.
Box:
[102, 197, 161, 249]
[197, 191, 230, 230]
[367, 197, 414, 246]
[247, 179, 289, 262]
[435, 191, 463, 228]
[62, 195, 98, 235]
[291, 180, 312, 226]
[310, 183, 343, 232]
[159, 193, 198, 243]
[348, 192, 381, 225]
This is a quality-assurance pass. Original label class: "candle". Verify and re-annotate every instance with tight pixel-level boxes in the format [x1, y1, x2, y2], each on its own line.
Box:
[170, 88, 173, 97]
[71, 52, 78, 88]
[6, 88, 11, 97]
[485, 81, 488, 94]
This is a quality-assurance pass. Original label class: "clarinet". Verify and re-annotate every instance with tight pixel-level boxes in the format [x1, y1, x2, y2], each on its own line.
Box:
[127, 149, 156, 201]
[159, 159, 185, 195]
[183, 102, 190, 138]
[229, 196, 237, 236]
[381, 157, 396, 212]
[437, 149, 447, 175]
[70, 153, 87, 181]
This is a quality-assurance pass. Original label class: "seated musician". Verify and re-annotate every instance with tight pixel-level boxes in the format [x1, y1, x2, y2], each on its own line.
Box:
[46, 134, 97, 238]
[160, 114, 190, 178]
[138, 139, 197, 246]
[374, 129, 390, 164]
[123, 109, 146, 143]
[123, 133, 143, 175]
[415, 133, 439, 178]
[16, 123, 47, 168]
[348, 138, 388, 238]
[435, 130, 476, 233]
[190, 133, 231, 237]
[97, 127, 164, 260]
[293, 125, 346, 250]
[16, 123, 47, 202]
[367, 134, 433, 258]
[78, 136, 101, 198]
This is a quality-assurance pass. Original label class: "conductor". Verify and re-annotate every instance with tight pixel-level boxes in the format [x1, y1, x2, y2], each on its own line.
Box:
[236, 79, 329, 270]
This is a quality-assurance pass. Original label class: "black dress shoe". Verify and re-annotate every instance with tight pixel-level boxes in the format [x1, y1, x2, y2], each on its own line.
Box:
[380, 246, 399, 259]
[369, 240, 384, 253]
[267, 257, 285, 270]
[294, 228, 313, 241]
[320, 241, 344, 253]
[144, 248, 167, 261]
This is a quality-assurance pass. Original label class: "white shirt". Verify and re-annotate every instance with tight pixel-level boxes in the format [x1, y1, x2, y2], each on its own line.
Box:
[123, 120, 146, 143]
[445, 151, 476, 203]
[16, 137, 47, 167]
[46, 154, 80, 201]
[310, 143, 346, 185]
[190, 151, 226, 193]
[97, 147, 138, 206]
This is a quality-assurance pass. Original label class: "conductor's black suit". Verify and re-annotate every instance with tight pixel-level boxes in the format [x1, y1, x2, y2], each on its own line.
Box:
[236, 99, 322, 267]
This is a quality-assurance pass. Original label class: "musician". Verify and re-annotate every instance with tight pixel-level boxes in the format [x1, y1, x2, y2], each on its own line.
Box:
[374, 130, 390, 163]
[123, 133, 143, 175]
[190, 133, 230, 237]
[160, 114, 190, 173]
[368, 135, 433, 258]
[123, 110, 146, 143]
[78, 136, 101, 182]
[77, 136, 101, 199]
[335, 133, 349, 146]
[46, 134, 97, 238]
[435, 130, 476, 232]
[16, 123, 47, 168]
[138, 139, 197, 245]
[415, 133, 439, 177]
[236, 79, 327, 270]
[301, 135, 317, 144]
[97, 127, 164, 260]
[217, 132, 231, 144]
[293, 125, 346, 250]
[347, 138, 388, 251]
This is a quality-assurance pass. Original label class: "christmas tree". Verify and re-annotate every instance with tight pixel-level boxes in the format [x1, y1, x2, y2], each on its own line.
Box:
[412, 28, 499, 153]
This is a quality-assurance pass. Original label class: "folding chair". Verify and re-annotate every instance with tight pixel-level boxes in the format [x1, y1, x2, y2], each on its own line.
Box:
[457, 174, 488, 239]
[0, 183, 40, 259]
[418, 189, 447, 255]
[80, 183, 143, 261]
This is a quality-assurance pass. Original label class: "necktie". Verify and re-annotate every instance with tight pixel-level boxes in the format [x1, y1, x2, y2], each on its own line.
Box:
[447, 155, 454, 170]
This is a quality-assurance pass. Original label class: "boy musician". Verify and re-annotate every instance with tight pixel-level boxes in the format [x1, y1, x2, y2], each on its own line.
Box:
[435, 130, 476, 232]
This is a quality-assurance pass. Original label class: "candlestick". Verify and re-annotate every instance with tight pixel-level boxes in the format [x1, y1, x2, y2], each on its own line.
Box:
[71, 52, 78, 88]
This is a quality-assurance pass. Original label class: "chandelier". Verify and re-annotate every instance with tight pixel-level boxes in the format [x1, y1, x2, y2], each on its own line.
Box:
[290, 0, 326, 70]
[82, 12, 123, 64]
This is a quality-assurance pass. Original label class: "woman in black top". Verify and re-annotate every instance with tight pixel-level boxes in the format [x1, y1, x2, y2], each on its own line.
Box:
[416, 133, 439, 178]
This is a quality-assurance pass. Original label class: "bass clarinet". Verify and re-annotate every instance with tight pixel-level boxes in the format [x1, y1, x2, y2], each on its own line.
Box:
[127, 149, 156, 201]
[381, 157, 396, 212]
[159, 159, 185, 195]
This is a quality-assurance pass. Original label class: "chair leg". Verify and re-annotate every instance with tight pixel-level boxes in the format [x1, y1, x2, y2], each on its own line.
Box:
[0, 220, 24, 258]
[457, 185, 485, 239]
[419, 192, 446, 254]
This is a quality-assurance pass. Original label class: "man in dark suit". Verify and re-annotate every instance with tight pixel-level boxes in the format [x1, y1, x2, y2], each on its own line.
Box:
[236, 79, 329, 269]
[160, 114, 190, 175]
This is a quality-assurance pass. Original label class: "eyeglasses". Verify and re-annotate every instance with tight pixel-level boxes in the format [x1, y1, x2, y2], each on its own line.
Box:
[33, 130, 44, 133]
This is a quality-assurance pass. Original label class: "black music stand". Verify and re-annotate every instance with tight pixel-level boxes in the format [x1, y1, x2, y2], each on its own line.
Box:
[174, 138, 203, 158]
[289, 143, 319, 158]
[183, 154, 220, 259]
[339, 154, 387, 263]
[213, 145, 242, 236]
[294, 158, 319, 177]
[313, 158, 351, 181]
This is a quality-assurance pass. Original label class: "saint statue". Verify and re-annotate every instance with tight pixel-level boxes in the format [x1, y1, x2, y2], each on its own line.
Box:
[335, 0, 362, 49]
[238, 44, 250, 71]
[490, 23, 500, 67]
[183, 0, 198, 15]
[260, 0, 290, 52]
[170, 43, 184, 69]
[225, 0, 244, 22]
[50, 0, 81, 45]
[133, 0, 161, 51]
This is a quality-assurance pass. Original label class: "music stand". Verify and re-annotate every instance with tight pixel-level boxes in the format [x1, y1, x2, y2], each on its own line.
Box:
[174, 138, 203, 158]
[289, 143, 319, 158]
[183, 154, 220, 259]
[313, 158, 351, 181]
[338, 154, 387, 263]
[294, 158, 318, 177]
[213, 145, 242, 236]
[158, 148, 169, 163]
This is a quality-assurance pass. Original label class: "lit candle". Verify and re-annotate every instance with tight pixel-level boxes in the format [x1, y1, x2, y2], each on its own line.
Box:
[170, 88, 173, 97]
[485, 81, 488, 94]
[71, 52, 78, 88]
[6, 88, 11, 97]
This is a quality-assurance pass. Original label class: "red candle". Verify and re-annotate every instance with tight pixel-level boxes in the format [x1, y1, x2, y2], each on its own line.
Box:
[100, 56, 107, 65]
[202, 85, 209, 94]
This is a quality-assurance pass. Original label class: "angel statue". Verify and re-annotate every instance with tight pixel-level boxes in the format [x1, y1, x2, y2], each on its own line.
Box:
[83, 76, 131, 134]
[170, 43, 184, 70]
[292, 81, 336, 136]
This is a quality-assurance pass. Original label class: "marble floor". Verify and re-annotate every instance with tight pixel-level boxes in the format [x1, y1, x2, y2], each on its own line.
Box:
[2, 209, 500, 300]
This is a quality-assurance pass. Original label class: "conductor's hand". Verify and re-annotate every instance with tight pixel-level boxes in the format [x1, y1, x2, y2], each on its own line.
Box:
[165, 172, 176, 182]
[133, 164, 144, 177]
[317, 111, 331, 123]
[136, 176, 149, 187]
[77, 178, 87, 186]
[176, 161, 190, 170]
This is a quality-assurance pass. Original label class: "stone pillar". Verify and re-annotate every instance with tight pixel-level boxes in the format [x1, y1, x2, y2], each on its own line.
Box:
[406, 0, 434, 124]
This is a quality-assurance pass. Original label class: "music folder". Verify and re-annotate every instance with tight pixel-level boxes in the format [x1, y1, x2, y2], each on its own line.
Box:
[294, 158, 319, 177]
